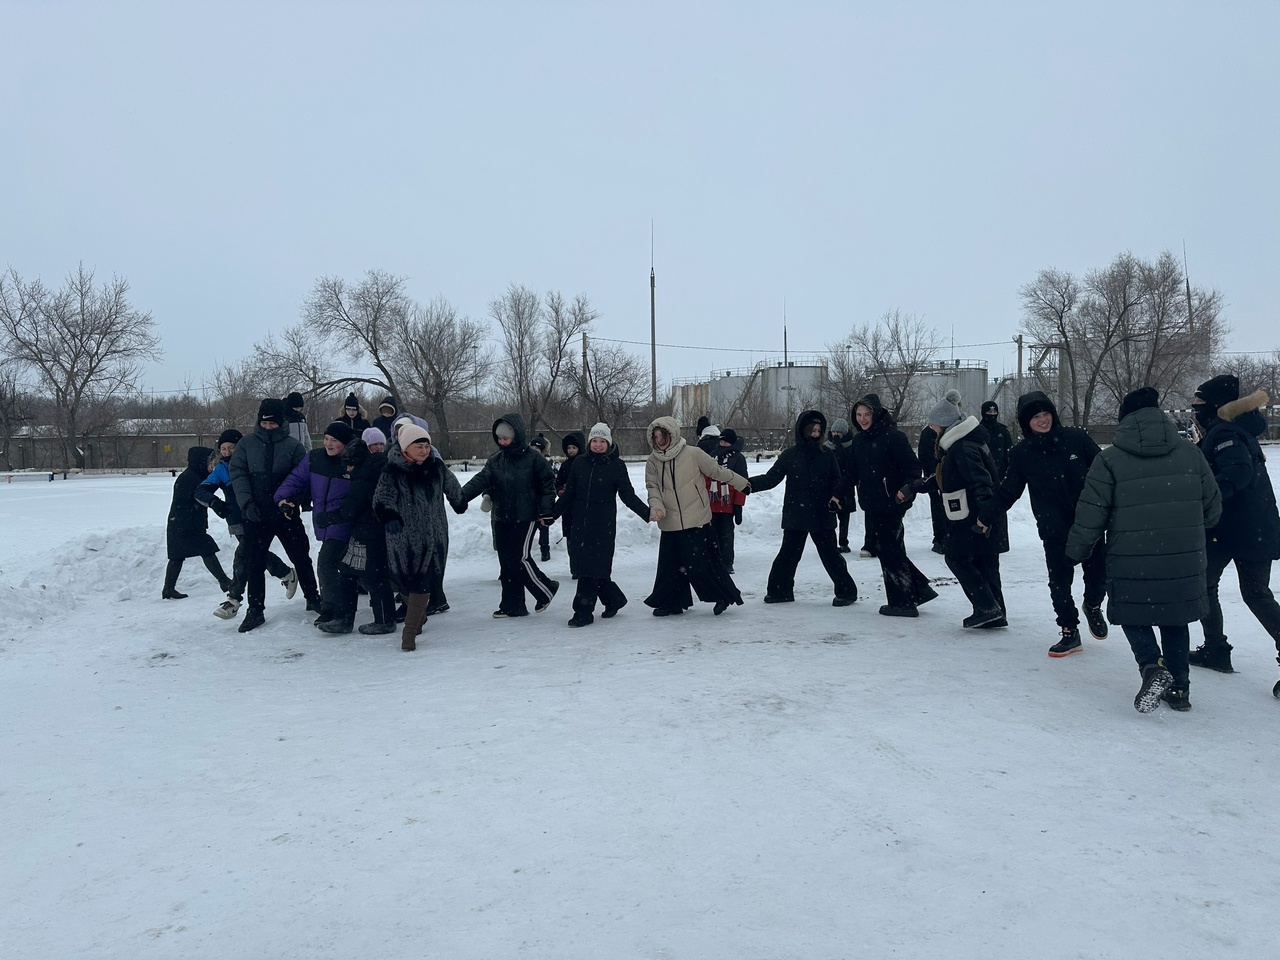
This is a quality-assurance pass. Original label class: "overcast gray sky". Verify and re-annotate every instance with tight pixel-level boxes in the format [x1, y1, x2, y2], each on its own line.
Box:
[3, 1, 1277, 397]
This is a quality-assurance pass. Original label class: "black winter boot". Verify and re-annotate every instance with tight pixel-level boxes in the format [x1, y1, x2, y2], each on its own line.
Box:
[162, 561, 188, 599]
[1189, 641, 1234, 673]
[1134, 661, 1174, 713]
[238, 607, 266, 633]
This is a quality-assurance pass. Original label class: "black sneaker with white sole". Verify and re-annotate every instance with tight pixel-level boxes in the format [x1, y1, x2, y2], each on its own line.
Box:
[535, 580, 560, 613]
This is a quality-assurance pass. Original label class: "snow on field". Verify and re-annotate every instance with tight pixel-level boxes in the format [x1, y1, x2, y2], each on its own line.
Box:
[2, 457, 1279, 959]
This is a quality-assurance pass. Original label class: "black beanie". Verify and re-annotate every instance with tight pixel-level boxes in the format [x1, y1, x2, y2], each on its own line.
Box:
[697, 415, 711, 434]
[216, 428, 243, 446]
[258, 398, 286, 424]
[720, 428, 738, 445]
[981, 401, 999, 417]
[1194, 375, 1240, 410]
[1118, 387, 1160, 421]
[344, 393, 359, 410]
[324, 421, 354, 445]
[286, 391, 305, 409]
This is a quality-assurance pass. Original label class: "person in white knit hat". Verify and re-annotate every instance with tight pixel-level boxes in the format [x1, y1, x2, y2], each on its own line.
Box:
[553, 422, 651, 626]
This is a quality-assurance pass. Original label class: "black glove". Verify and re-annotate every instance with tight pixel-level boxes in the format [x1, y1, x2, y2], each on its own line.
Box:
[452, 500, 468, 515]
[385, 518, 403, 535]
[733, 505, 743, 525]
[241, 502, 262, 524]
[208, 498, 228, 519]
[278, 500, 298, 520]
[314, 511, 339, 527]
[898, 484, 916, 506]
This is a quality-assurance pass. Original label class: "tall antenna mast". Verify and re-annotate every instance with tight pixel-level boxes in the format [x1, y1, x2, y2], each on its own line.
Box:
[649, 220, 657, 406]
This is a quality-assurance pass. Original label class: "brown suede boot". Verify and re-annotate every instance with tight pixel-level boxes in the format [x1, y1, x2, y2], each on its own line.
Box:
[401, 593, 429, 651]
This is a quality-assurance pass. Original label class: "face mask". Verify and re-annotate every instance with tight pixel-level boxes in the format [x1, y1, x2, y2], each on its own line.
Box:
[1194, 405, 1215, 430]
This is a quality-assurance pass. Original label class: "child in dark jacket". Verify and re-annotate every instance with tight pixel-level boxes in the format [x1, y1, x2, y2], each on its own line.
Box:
[164, 446, 231, 599]
[709, 428, 748, 573]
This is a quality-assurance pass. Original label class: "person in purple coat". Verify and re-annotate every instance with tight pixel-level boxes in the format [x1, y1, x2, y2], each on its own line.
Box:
[274, 421, 357, 632]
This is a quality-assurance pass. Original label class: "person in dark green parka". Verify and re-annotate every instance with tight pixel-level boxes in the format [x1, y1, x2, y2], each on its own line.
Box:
[1066, 388, 1222, 713]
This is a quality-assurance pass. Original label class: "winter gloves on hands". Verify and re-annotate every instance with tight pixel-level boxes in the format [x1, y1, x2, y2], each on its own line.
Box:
[733, 505, 743, 525]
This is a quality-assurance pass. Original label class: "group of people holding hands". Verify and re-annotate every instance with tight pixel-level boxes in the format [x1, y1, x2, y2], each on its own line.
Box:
[162, 377, 1280, 714]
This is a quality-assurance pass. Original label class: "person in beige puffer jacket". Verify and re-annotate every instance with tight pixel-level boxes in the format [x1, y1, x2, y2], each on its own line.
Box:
[643, 416, 750, 616]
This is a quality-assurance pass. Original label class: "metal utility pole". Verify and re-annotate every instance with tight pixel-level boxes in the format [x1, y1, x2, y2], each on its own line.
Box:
[1014, 334, 1023, 401]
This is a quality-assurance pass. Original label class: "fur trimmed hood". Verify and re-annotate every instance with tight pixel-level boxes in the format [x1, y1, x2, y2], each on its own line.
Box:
[1218, 389, 1270, 422]
[939, 415, 980, 451]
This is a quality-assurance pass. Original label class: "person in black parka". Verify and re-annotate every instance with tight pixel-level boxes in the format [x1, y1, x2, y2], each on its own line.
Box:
[554, 422, 650, 626]
[460, 413, 559, 617]
[850, 394, 935, 617]
[371, 395, 400, 440]
[229, 397, 321, 632]
[336, 393, 370, 435]
[1067, 388, 1221, 712]
[556, 430, 586, 569]
[749, 410, 857, 605]
[163, 446, 231, 599]
[904, 401, 1008, 628]
[1189, 375, 1280, 690]
[824, 418, 856, 552]
[978, 391, 1106, 657]
[980, 401, 1014, 481]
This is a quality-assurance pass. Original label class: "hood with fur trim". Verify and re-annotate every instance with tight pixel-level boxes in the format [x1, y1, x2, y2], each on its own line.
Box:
[646, 415, 687, 461]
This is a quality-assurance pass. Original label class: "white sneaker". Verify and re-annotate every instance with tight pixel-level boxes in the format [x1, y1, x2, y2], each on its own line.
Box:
[214, 598, 241, 620]
[281, 569, 299, 599]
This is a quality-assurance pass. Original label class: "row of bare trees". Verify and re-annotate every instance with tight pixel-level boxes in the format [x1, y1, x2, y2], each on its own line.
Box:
[199, 271, 657, 457]
[1019, 251, 1227, 429]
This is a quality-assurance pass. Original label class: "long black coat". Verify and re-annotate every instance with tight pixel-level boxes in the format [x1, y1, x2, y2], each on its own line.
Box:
[1067, 406, 1221, 625]
[336, 446, 389, 547]
[373, 446, 465, 595]
[936, 418, 1008, 557]
[749, 410, 843, 532]
[1199, 391, 1280, 562]
[980, 392, 1100, 543]
[554, 443, 649, 577]
[460, 413, 555, 523]
[168, 446, 219, 560]
[850, 399, 920, 517]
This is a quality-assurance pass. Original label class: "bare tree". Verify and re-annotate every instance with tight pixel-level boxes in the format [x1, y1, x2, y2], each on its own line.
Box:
[392, 296, 490, 457]
[824, 339, 875, 419]
[845, 310, 943, 422]
[576, 337, 650, 429]
[1021, 252, 1227, 427]
[490, 284, 595, 433]
[0, 265, 162, 467]
[0, 360, 32, 469]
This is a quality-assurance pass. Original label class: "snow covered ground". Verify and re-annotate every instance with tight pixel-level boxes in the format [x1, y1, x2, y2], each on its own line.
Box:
[3, 457, 1279, 959]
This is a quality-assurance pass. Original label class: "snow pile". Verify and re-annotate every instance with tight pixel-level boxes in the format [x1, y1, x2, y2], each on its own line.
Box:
[1, 527, 169, 624]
